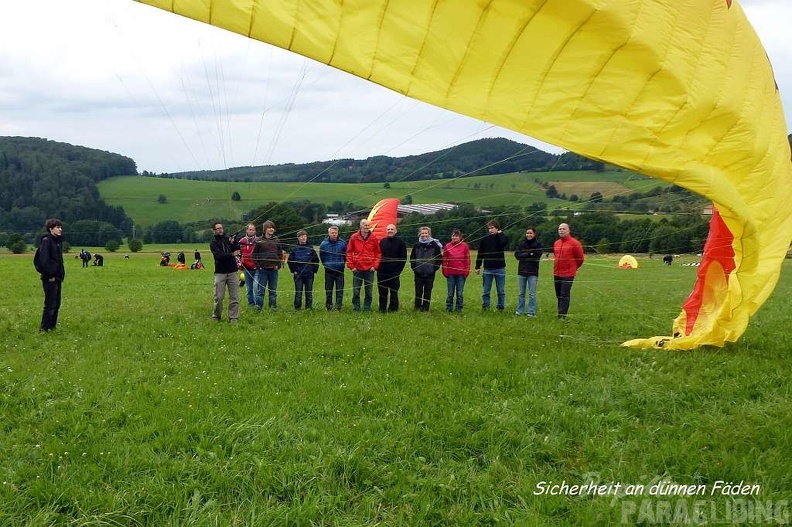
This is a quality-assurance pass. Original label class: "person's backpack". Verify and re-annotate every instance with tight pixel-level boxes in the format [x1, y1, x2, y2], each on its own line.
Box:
[33, 247, 42, 273]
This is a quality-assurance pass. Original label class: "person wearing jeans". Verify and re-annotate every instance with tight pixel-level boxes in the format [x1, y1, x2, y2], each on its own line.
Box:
[442, 229, 470, 312]
[475, 220, 509, 311]
[252, 220, 284, 310]
[515, 227, 543, 316]
[238, 223, 259, 308]
[346, 219, 381, 311]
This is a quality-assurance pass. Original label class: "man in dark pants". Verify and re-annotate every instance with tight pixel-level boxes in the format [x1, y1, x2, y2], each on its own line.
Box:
[319, 226, 347, 310]
[377, 223, 407, 312]
[39, 218, 65, 332]
[553, 222, 585, 318]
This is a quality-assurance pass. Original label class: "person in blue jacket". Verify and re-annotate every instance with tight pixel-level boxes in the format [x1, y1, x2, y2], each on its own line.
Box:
[288, 230, 320, 310]
[319, 226, 347, 310]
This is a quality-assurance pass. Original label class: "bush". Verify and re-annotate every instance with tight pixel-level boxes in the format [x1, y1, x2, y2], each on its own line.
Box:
[128, 239, 144, 253]
[6, 233, 26, 254]
[106, 239, 120, 252]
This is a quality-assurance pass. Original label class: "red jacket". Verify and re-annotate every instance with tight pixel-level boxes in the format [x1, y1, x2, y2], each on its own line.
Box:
[346, 231, 381, 271]
[442, 241, 470, 278]
[238, 235, 257, 270]
[553, 235, 584, 277]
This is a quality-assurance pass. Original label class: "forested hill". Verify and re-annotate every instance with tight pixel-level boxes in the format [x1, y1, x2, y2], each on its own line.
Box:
[0, 137, 136, 234]
[160, 138, 603, 183]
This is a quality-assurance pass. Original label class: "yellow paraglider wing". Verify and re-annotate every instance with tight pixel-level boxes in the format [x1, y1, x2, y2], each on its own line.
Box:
[136, 0, 792, 349]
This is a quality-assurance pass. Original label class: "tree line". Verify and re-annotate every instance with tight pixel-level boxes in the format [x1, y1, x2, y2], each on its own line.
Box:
[156, 138, 603, 183]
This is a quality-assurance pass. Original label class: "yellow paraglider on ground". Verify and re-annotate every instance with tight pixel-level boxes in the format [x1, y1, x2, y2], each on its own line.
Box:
[135, 0, 792, 349]
[618, 255, 639, 269]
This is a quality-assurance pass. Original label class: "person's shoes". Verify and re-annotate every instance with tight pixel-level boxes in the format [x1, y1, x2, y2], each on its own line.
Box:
[515, 311, 523, 315]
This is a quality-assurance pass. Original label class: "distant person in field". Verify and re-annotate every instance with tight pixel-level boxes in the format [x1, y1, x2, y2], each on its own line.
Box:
[194, 249, 201, 263]
[377, 223, 407, 312]
[288, 230, 320, 310]
[177, 251, 186, 265]
[209, 222, 241, 323]
[38, 218, 65, 332]
[442, 229, 471, 312]
[475, 220, 509, 311]
[79, 249, 90, 268]
[319, 226, 347, 310]
[553, 222, 585, 319]
[410, 226, 443, 312]
[663, 254, 674, 266]
[93, 253, 104, 267]
[346, 218, 381, 311]
[238, 223, 259, 308]
[514, 227, 543, 317]
[252, 220, 285, 310]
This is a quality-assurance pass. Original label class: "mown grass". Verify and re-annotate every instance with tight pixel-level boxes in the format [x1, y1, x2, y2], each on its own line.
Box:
[1, 252, 789, 525]
[97, 170, 666, 226]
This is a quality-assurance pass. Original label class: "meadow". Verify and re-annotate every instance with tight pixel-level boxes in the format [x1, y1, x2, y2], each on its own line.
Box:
[97, 170, 665, 226]
[1, 251, 790, 525]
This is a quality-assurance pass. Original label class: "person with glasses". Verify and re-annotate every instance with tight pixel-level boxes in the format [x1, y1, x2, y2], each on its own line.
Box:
[209, 222, 241, 323]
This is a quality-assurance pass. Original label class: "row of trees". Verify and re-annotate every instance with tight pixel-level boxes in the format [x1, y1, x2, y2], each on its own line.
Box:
[4, 201, 709, 256]
[127, 201, 709, 255]
[160, 138, 603, 183]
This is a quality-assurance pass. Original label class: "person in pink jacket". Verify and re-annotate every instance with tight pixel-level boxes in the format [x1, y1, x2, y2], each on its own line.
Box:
[346, 219, 381, 311]
[441, 229, 471, 312]
[553, 223, 585, 318]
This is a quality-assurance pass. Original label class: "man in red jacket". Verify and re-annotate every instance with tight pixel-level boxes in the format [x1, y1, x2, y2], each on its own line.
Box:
[553, 223, 585, 318]
[346, 219, 381, 311]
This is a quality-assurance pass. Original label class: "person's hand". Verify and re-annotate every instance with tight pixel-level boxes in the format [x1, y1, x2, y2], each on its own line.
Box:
[475, 269, 481, 275]
[48, 277, 55, 282]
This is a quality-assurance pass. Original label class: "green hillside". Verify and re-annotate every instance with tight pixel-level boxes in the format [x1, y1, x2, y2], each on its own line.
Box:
[98, 169, 668, 226]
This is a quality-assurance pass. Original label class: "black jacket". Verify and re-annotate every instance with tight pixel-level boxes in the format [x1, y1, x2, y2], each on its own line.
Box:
[410, 240, 442, 277]
[515, 237, 543, 276]
[379, 236, 407, 276]
[39, 234, 65, 281]
[210, 235, 240, 274]
[475, 232, 509, 270]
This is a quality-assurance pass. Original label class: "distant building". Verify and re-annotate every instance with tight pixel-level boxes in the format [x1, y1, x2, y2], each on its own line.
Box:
[322, 213, 353, 226]
[397, 203, 458, 215]
[323, 203, 460, 225]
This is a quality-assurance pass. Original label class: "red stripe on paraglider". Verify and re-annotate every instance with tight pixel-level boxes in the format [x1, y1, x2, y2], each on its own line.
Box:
[680, 207, 735, 336]
[367, 198, 400, 240]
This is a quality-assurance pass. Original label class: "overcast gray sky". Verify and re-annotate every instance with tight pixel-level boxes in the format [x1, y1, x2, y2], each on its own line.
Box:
[1, 0, 790, 174]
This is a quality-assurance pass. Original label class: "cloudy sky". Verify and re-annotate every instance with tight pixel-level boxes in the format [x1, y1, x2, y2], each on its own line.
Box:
[1, 0, 790, 174]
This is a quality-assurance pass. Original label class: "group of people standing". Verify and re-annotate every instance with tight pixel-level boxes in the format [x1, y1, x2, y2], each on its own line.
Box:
[210, 218, 586, 322]
[31, 217, 584, 333]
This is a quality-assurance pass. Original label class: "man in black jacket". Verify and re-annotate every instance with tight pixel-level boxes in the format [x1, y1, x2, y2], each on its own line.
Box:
[39, 218, 65, 332]
[210, 222, 241, 322]
[475, 220, 509, 311]
[377, 224, 407, 312]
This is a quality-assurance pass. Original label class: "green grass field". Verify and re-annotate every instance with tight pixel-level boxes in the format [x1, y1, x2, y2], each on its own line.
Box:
[1, 252, 789, 525]
[97, 170, 668, 227]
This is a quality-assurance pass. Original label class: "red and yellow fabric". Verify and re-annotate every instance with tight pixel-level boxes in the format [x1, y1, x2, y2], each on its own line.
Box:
[136, 0, 792, 349]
